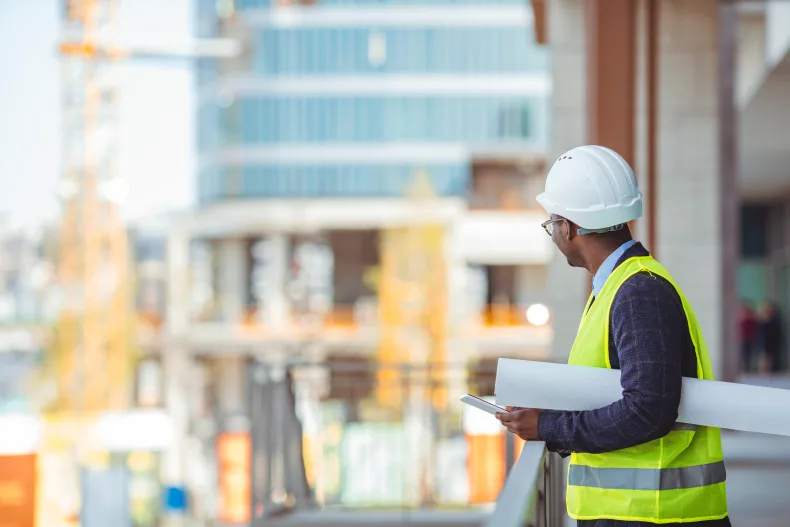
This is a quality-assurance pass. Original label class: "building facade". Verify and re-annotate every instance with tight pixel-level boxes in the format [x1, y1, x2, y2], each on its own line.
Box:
[195, 0, 549, 204]
[155, 0, 790, 523]
[0, 219, 53, 414]
[185, 0, 556, 365]
[154, 0, 557, 519]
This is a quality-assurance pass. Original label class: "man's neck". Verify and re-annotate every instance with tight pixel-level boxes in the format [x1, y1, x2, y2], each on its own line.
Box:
[587, 252, 612, 277]
[587, 239, 634, 276]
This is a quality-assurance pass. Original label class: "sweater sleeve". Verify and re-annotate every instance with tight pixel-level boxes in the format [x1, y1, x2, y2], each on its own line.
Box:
[537, 272, 687, 454]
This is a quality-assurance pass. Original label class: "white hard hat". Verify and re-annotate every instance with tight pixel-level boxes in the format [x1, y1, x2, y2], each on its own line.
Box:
[536, 145, 642, 231]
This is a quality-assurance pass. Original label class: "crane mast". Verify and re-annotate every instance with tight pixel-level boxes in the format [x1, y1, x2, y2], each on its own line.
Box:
[54, 0, 131, 416]
[53, 0, 242, 415]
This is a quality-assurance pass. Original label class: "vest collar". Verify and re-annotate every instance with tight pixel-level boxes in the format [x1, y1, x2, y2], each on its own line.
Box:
[592, 240, 638, 296]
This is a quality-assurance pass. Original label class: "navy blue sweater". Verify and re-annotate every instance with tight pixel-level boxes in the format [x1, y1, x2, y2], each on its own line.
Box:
[537, 243, 731, 527]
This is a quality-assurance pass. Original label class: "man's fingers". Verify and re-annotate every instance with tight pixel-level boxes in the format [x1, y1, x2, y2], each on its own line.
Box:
[496, 412, 512, 422]
[505, 424, 521, 436]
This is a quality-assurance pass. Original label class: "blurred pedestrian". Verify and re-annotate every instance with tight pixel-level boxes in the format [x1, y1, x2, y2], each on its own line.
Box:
[739, 300, 759, 373]
[759, 301, 783, 373]
[496, 145, 729, 526]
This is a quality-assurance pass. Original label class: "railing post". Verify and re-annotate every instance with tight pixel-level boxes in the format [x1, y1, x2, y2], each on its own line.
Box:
[535, 470, 545, 527]
[505, 432, 516, 473]
[546, 452, 566, 527]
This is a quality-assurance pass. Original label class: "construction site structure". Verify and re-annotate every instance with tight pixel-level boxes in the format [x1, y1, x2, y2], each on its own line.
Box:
[150, 0, 555, 518]
[52, 0, 243, 415]
[374, 174, 449, 411]
[54, 0, 130, 417]
[34, 2, 244, 525]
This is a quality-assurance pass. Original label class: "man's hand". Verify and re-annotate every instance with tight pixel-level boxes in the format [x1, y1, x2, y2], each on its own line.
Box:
[496, 406, 541, 440]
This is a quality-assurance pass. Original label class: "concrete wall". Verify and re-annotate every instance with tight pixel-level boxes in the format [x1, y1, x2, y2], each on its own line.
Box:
[737, 12, 767, 106]
[546, 0, 589, 361]
[546, 0, 728, 377]
[655, 0, 724, 377]
[767, 2, 790, 68]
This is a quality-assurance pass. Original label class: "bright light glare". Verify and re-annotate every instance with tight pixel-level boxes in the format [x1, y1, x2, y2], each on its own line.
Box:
[368, 31, 387, 67]
[98, 178, 130, 204]
[97, 410, 174, 452]
[526, 303, 550, 326]
[57, 179, 79, 200]
[0, 415, 42, 454]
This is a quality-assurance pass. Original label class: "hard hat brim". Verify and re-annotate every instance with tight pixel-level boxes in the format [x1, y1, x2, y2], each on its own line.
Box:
[537, 192, 643, 231]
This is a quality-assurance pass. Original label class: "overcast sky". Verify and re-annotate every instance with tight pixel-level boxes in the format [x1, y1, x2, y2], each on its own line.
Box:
[0, 0, 195, 224]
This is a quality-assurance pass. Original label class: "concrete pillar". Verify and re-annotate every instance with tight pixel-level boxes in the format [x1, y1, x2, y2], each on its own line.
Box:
[718, 2, 740, 382]
[766, 1, 790, 68]
[655, 0, 728, 379]
[446, 225, 474, 398]
[162, 226, 191, 527]
[216, 238, 249, 323]
[633, 0, 659, 252]
[216, 357, 250, 431]
[546, 0, 590, 361]
[258, 233, 290, 327]
[586, 0, 636, 167]
[737, 9, 767, 105]
[214, 238, 251, 430]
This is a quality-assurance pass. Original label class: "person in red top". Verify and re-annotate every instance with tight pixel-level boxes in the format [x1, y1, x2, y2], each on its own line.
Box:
[739, 300, 759, 372]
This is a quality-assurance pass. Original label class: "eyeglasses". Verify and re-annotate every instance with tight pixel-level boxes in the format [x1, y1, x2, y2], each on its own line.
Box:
[541, 218, 565, 236]
[541, 218, 626, 236]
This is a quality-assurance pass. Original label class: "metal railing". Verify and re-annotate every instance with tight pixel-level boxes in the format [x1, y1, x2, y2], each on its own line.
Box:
[485, 441, 565, 527]
[248, 361, 513, 513]
[248, 360, 566, 526]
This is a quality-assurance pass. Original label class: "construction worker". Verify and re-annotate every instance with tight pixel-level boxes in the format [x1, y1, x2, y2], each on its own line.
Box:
[496, 145, 730, 526]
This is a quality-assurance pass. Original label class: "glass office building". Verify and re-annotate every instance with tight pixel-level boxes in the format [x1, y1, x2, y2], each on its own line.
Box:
[195, 0, 549, 204]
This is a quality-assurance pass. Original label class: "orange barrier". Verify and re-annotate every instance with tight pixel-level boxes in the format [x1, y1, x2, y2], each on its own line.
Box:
[322, 306, 357, 329]
[466, 434, 526, 504]
[0, 454, 36, 527]
[137, 312, 162, 330]
[481, 305, 530, 327]
[217, 433, 251, 525]
[237, 307, 360, 334]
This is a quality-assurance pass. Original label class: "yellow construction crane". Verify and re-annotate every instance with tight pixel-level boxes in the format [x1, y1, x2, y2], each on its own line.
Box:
[47, 0, 242, 417]
[36, 4, 242, 524]
[51, 0, 128, 417]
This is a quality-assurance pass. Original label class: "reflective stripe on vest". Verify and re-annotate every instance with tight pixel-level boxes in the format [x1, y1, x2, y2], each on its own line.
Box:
[569, 461, 726, 491]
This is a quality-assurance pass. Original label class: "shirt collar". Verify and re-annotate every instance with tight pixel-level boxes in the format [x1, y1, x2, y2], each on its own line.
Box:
[592, 240, 638, 297]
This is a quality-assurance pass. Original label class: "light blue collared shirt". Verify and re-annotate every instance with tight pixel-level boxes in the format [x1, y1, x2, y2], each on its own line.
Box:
[592, 240, 637, 297]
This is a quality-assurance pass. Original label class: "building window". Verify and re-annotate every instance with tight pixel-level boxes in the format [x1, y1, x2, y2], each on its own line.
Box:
[498, 103, 531, 139]
[254, 27, 547, 75]
[741, 204, 768, 259]
[470, 159, 545, 209]
[329, 230, 379, 306]
[218, 95, 545, 144]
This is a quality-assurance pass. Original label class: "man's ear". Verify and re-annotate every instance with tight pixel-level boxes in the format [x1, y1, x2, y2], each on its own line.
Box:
[565, 220, 578, 241]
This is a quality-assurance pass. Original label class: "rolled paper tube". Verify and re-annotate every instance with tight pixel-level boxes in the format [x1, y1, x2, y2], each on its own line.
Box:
[494, 358, 790, 437]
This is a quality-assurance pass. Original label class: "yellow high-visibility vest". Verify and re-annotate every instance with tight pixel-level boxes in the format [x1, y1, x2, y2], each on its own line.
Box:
[566, 255, 729, 523]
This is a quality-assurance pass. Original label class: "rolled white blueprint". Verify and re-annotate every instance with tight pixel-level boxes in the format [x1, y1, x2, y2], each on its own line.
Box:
[494, 359, 790, 437]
